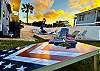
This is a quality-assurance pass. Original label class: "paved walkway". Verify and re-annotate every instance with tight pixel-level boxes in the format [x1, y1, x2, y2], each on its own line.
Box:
[20, 25, 35, 40]
[0, 25, 60, 41]
[0, 25, 36, 41]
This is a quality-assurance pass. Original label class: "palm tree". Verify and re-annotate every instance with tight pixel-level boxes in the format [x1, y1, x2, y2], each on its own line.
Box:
[21, 3, 34, 24]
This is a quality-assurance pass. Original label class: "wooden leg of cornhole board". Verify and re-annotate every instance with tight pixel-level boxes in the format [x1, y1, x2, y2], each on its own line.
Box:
[94, 55, 99, 71]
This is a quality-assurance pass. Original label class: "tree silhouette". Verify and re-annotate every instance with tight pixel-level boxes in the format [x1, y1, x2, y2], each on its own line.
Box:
[21, 3, 34, 24]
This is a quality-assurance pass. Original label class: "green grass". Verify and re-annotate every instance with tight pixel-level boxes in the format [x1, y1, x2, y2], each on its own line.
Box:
[77, 40, 100, 47]
[0, 38, 46, 50]
[56, 57, 94, 71]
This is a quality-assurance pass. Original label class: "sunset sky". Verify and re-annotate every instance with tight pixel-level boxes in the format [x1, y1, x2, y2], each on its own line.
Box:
[19, 0, 100, 26]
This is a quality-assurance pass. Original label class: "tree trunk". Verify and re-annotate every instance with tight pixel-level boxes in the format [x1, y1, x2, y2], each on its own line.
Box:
[26, 6, 28, 24]
[26, 11, 28, 24]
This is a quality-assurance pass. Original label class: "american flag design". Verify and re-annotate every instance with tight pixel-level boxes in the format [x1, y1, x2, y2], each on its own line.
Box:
[0, 42, 97, 71]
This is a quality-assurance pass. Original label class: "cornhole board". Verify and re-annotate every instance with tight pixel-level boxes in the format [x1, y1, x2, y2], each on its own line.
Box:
[4, 42, 100, 71]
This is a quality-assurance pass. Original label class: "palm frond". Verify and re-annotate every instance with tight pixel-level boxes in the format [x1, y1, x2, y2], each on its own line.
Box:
[22, 4, 26, 8]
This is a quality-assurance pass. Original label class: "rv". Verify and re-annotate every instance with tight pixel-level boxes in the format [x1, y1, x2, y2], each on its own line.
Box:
[72, 7, 100, 40]
[75, 7, 100, 26]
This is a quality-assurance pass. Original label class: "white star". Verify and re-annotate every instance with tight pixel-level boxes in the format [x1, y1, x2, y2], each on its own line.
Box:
[0, 61, 5, 65]
[16, 65, 27, 71]
[3, 63, 15, 69]
[8, 50, 14, 53]
[0, 54, 6, 57]
[3, 50, 7, 52]
[16, 47, 21, 50]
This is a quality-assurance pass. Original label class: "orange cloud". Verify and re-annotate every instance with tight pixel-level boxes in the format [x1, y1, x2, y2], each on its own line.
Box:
[21, 10, 75, 26]
[44, 9, 64, 24]
[68, 0, 100, 12]
[79, 0, 90, 5]
[27, 9, 64, 24]
[63, 12, 75, 26]
[63, 13, 75, 19]
[34, 12, 44, 20]
[92, 0, 100, 7]
[44, 10, 64, 19]
[69, 0, 80, 8]
[31, 0, 54, 11]
[34, 4, 49, 11]
[79, 0, 99, 12]
[27, 9, 75, 26]
[11, 0, 21, 12]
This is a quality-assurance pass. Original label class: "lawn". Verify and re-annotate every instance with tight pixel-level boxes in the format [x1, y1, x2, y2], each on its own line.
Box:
[77, 40, 100, 47]
[0, 38, 46, 50]
[0, 39, 100, 71]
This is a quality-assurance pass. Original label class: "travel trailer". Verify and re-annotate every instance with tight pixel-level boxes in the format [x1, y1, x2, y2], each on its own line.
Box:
[75, 7, 100, 26]
[71, 7, 100, 40]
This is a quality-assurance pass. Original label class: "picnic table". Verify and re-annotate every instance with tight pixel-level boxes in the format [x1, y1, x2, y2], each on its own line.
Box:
[4, 42, 100, 71]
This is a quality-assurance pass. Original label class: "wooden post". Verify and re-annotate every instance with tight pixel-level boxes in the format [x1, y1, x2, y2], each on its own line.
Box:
[94, 55, 99, 71]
